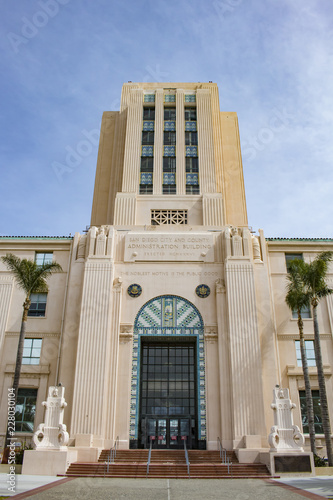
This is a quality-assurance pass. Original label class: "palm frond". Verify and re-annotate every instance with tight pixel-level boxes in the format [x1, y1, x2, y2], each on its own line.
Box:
[1, 253, 62, 296]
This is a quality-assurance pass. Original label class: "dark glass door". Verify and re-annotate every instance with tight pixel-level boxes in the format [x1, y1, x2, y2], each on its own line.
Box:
[139, 341, 197, 449]
[143, 416, 192, 449]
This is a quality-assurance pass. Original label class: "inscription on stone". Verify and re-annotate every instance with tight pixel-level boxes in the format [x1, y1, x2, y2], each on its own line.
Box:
[124, 234, 214, 262]
[274, 455, 311, 473]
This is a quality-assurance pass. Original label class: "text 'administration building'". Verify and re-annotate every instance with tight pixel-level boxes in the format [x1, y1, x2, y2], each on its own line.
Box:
[0, 82, 332, 459]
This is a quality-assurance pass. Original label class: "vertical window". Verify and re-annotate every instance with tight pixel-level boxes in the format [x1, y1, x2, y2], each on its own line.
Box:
[164, 132, 176, 145]
[295, 340, 316, 367]
[163, 107, 176, 195]
[292, 305, 311, 319]
[35, 253, 53, 266]
[164, 94, 176, 103]
[185, 108, 199, 194]
[140, 107, 155, 194]
[185, 94, 196, 103]
[285, 253, 303, 272]
[22, 338, 42, 365]
[299, 390, 323, 434]
[15, 388, 37, 432]
[143, 107, 155, 120]
[184, 108, 197, 121]
[185, 132, 198, 146]
[144, 94, 155, 103]
[142, 131, 155, 145]
[28, 293, 47, 317]
[164, 108, 176, 121]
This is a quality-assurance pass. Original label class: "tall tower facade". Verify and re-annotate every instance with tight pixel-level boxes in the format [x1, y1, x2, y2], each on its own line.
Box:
[91, 82, 247, 228]
[68, 83, 277, 452]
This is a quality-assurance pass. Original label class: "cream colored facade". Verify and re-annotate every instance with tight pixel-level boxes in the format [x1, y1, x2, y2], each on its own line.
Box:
[0, 83, 332, 460]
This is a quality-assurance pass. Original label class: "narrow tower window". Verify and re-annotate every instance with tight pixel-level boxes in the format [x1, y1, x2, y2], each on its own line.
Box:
[163, 107, 176, 194]
[185, 106, 199, 194]
[140, 107, 155, 194]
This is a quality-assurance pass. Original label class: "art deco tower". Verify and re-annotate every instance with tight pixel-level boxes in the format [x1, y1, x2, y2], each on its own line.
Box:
[91, 82, 248, 229]
[69, 83, 276, 452]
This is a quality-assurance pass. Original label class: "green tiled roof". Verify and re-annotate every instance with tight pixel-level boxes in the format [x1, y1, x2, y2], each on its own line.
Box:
[266, 237, 333, 242]
[0, 236, 73, 240]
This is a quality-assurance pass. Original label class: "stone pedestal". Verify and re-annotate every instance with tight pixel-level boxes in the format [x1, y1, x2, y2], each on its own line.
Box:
[22, 386, 77, 476]
[22, 449, 77, 476]
[33, 386, 69, 450]
[268, 387, 314, 476]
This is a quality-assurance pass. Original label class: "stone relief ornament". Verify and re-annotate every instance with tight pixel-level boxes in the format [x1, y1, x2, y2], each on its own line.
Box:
[268, 387, 305, 452]
[196, 284, 211, 298]
[127, 283, 142, 298]
[33, 386, 69, 450]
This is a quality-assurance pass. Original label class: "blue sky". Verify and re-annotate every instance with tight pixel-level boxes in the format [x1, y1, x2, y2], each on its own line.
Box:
[1, 0, 332, 238]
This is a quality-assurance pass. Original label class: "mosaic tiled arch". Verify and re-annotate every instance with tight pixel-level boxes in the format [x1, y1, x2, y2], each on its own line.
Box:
[129, 295, 206, 444]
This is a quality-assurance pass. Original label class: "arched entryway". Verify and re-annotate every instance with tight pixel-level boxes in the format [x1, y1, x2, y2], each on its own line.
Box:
[129, 295, 206, 449]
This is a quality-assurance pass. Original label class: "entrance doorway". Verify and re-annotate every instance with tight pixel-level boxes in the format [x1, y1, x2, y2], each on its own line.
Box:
[142, 416, 193, 449]
[139, 342, 197, 449]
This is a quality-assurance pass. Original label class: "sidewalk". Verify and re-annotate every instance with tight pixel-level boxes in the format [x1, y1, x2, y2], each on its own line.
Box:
[0, 475, 332, 499]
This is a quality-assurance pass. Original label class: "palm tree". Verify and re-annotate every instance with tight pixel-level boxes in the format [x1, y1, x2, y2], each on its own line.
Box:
[1, 253, 62, 450]
[286, 259, 316, 455]
[302, 251, 333, 466]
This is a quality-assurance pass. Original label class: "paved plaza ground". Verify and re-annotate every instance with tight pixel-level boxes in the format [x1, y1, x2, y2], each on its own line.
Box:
[1, 476, 333, 500]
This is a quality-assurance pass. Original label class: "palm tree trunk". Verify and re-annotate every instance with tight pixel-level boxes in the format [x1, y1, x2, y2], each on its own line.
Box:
[298, 312, 316, 455]
[5, 298, 30, 449]
[312, 302, 333, 466]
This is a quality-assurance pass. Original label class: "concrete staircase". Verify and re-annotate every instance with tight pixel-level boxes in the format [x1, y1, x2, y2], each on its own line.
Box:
[65, 449, 271, 479]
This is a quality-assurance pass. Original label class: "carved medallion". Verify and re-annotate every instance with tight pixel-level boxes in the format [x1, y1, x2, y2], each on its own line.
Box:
[195, 284, 210, 298]
[127, 284, 142, 298]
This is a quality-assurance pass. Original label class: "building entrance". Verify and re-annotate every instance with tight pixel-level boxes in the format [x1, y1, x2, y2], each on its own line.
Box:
[142, 416, 192, 449]
[130, 295, 206, 449]
[139, 342, 197, 449]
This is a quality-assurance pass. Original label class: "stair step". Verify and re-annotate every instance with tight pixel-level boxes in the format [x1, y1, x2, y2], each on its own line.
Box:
[66, 449, 270, 479]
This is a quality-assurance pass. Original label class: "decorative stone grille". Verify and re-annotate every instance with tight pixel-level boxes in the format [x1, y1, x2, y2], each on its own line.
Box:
[151, 209, 188, 225]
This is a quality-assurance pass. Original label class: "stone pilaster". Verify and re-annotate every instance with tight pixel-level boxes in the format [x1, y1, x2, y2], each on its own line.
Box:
[197, 89, 216, 194]
[326, 285, 333, 335]
[114, 193, 136, 225]
[215, 279, 233, 447]
[104, 278, 122, 441]
[71, 256, 114, 438]
[122, 89, 143, 193]
[203, 194, 224, 226]
[0, 277, 13, 352]
[225, 261, 266, 444]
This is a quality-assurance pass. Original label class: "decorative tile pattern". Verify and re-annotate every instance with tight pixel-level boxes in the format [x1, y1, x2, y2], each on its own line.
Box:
[142, 145, 154, 157]
[143, 121, 154, 131]
[185, 146, 198, 157]
[144, 94, 155, 102]
[140, 172, 153, 184]
[185, 121, 197, 131]
[164, 94, 176, 102]
[130, 295, 206, 444]
[163, 145, 176, 156]
[164, 121, 176, 131]
[185, 94, 196, 103]
[163, 172, 176, 185]
[186, 173, 199, 185]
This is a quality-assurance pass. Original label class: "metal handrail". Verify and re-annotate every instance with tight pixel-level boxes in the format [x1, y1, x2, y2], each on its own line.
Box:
[184, 438, 190, 478]
[217, 437, 232, 476]
[146, 437, 153, 478]
[104, 435, 119, 477]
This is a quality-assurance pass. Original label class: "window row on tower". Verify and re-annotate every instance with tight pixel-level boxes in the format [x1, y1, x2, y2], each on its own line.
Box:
[139, 104, 200, 195]
[143, 93, 196, 103]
